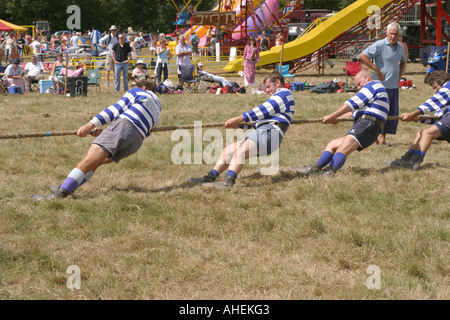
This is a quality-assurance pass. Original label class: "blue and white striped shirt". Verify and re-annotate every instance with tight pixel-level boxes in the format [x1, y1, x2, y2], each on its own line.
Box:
[345, 81, 389, 124]
[418, 81, 450, 124]
[242, 88, 295, 127]
[90, 88, 162, 138]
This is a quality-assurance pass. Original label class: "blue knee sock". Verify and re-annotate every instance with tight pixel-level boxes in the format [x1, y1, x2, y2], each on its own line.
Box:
[329, 152, 347, 171]
[407, 149, 415, 155]
[226, 170, 238, 180]
[316, 151, 333, 168]
[60, 168, 85, 194]
[415, 150, 426, 158]
[209, 169, 219, 178]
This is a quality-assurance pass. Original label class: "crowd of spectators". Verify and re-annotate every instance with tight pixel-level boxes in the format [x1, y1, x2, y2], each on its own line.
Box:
[2, 25, 271, 94]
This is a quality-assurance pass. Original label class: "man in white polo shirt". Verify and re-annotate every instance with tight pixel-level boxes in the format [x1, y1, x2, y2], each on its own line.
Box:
[24, 55, 47, 91]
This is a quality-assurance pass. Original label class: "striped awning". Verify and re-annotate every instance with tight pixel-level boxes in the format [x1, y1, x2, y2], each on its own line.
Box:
[0, 19, 28, 32]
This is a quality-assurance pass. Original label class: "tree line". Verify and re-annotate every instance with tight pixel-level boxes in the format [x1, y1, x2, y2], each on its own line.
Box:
[0, 0, 357, 35]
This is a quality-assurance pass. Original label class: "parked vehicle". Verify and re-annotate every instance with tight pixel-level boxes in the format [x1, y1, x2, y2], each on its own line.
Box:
[425, 46, 450, 82]
[34, 20, 51, 40]
[53, 31, 72, 38]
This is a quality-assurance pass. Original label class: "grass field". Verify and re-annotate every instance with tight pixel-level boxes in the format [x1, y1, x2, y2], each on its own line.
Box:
[0, 60, 448, 300]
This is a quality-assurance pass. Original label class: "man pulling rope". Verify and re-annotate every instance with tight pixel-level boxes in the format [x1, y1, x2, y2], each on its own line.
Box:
[293, 69, 389, 178]
[31, 79, 161, 201]
[189, 70, 295, 188]
[386, 70, 450, 171]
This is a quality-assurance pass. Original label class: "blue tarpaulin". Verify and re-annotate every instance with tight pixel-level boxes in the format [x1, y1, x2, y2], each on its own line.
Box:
[174, 12, 191, 25]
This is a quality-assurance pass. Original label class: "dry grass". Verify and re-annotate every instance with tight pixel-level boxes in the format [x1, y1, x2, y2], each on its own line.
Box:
[0, 60, 448, 300]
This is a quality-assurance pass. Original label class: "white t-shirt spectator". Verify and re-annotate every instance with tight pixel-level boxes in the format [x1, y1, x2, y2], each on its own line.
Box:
[29, 40, 42, 54]
[6, 37, 16, 51]
[25, 35, 32, 45]
[134, 36, 144, 49]
[70, 35, 79, 48]
[5, 64, 23, 77]
[25, 61, 44, 77]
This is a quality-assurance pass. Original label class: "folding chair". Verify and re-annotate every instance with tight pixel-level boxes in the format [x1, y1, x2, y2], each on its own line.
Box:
[30, 77, 42, 92]
[179, 64, 200, 93]
[0, 79, 7, 95]
[343, 59, 362, 86]
[0, 66, 7, 95]
[87, 69, 101, 92]
[276, 64, 296, 83]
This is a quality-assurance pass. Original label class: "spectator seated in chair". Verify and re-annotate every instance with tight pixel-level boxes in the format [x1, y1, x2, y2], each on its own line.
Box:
[4, 58, 26, 93]
[24, 55, 48, 91]
[131, 60, 150, 87]
[49, 53, 69, 91]
[51, 65, 85, 93]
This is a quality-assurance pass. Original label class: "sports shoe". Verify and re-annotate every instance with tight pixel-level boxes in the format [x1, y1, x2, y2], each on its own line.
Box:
[31, 187, 69, 201]
[49, 185, 76, 196]
[387, 152, 413, 168]
[293, 163, 321, 176]
[318, 167, 336, 179]
[402, 154, 423, 171]
[189, 173, 217, 185]
[210, 174, 236, 189]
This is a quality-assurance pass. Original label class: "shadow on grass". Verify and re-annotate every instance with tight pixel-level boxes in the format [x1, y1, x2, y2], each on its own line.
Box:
[30, 180, 198, 200]
[37, 161, 444, 200]
[240, 161, 445, 185]
[110, 180, 197, 194]
[344, 162, 442, 176]
[241, 170, 299, 183]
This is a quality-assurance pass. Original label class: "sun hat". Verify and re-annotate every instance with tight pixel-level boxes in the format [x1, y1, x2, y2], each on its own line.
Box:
[13, 58, 21, 64]
[136, 60, 145, 65]
[110, 25, 118, 31]
[197, 62, 203, 67]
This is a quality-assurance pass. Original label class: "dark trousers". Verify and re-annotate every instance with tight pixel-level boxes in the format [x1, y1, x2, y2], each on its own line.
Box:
[383, 88, 399, 135]
[156, 63, 168, 85]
